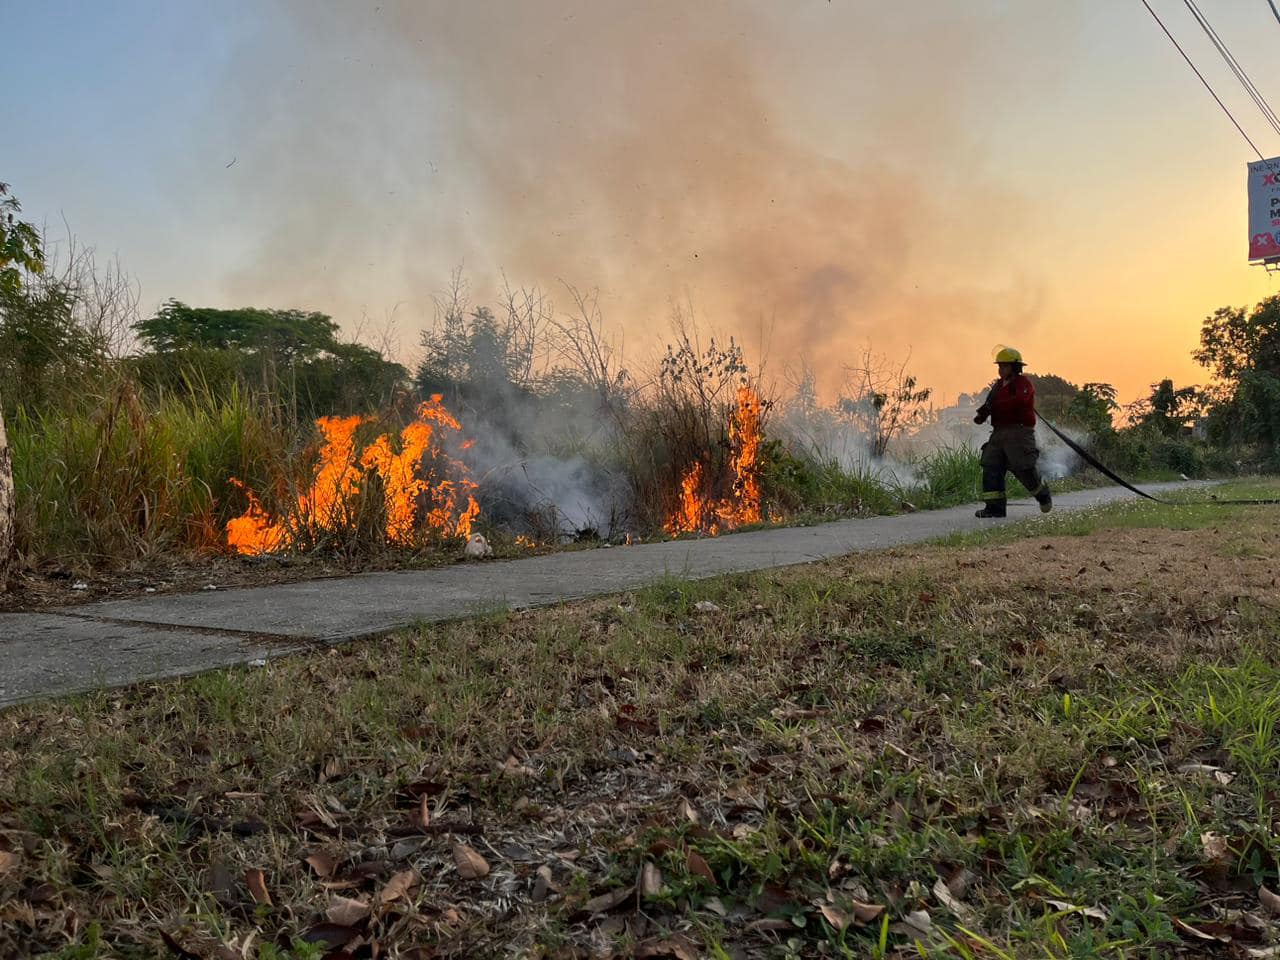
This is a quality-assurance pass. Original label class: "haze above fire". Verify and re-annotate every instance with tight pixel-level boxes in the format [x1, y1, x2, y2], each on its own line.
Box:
[6, 1, 1277, 401]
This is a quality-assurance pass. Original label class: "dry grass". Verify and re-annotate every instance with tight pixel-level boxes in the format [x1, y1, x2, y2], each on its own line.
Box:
[2, 489, 1280, 958]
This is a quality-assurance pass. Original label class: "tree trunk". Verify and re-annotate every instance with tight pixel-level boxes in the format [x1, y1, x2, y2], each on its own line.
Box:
[0, 404, 14, 591]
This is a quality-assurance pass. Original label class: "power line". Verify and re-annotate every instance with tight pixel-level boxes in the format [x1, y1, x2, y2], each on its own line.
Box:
[1138, 0, 1265, 160]
[1269, 0, 1280, 30]
[1182, 0, 1280, 139]
[1187, 0, 1280, 135]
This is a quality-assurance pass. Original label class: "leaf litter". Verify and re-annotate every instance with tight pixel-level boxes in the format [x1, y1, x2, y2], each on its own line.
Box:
[2, 517, 1280, 955]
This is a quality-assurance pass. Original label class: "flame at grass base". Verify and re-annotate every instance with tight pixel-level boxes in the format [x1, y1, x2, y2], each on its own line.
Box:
[226, 396, 480, 555]
[665, 385, 765, 536]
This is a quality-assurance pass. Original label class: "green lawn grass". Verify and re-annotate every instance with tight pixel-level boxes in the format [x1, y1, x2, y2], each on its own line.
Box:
[2, 480, 1279, 958]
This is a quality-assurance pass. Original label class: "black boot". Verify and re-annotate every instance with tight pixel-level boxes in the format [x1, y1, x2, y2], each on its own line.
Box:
[975, 498, 1007, 519]
[1036, 488, 1053, 513]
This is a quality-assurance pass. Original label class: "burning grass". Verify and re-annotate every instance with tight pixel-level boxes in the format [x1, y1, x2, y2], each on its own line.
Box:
[665, 384, 767, 536]
[3, 485, 1280, 957]
[226, 396, 480, 556]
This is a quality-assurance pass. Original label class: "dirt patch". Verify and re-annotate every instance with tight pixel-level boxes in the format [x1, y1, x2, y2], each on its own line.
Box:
[864, 523, 1280, 611]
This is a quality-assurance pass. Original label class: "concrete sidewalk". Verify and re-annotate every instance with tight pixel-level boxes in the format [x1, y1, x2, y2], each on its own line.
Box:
[0, 482, 1203, 708]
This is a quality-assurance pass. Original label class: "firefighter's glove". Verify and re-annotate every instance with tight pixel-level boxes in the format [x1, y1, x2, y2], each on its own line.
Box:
[973, 411, 988, 425]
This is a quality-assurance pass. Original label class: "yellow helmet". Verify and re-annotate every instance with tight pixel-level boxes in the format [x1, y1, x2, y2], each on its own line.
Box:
[993, 346, 1024, 365]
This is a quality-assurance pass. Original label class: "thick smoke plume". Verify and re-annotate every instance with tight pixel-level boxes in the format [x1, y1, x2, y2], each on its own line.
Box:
[216, 1, 1054, 402]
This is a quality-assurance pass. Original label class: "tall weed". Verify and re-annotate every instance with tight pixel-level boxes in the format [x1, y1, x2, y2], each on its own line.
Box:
[11, 377, 287, 562]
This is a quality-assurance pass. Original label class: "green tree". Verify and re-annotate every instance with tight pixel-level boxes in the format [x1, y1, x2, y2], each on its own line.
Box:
[838, 349, 932, 457]
[0, 182, 45, 588]
[1194, 296, 1280, 457]
[135, 300, 340, 363]
[1026, 373, 1080, 422]
[1130, 379, 1201, 438]
[134, 300, 405, 417]
[416, 306, 536, 396]
[1065, 382, 1119, 434]
[0, 183, 43, 298]
[1194, 297, 1280, 382]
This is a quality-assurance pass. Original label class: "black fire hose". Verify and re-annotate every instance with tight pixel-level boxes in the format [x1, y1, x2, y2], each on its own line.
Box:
[1034, 411, 1280, 507]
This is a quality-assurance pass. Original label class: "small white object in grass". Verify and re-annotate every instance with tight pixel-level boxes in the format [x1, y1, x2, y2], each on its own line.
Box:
[463, 533, 493, 559]
[694, 600, 721, 613]
[202, 584, 217, 591]
[72, 581, 88, 591]
[144, 587, 156, 593]
[248, 658, 267, 668]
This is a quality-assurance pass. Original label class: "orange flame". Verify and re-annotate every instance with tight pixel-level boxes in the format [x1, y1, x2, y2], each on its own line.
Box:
[665, 461, 716, 536]
[226, 396, 480, 554]
[665, 385, 765, 536]
[225, 479, 287, 555]
[722, 384, 763, 526]
[301, 415, 367, 529]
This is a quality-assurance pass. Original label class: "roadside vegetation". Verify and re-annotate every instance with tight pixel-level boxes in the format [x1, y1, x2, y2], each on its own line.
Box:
[1, 482, 1278, 957]
[2, 177, 1278, 589]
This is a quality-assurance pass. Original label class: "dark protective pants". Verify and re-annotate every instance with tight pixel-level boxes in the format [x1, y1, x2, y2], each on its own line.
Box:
[979, 426, 1051, 516]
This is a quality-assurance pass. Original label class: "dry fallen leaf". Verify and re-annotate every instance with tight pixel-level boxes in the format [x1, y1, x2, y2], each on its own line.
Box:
[244, 868, 272, 906]
[932, 876, 975, 921]
[1044, 898, 1107, 922]
[531, 865, 556, 902]
[1172, 917, 1230, 942]
[378, 869, 417, 904]
[639, 862, 663, 898]
[417, 795, 431, 829]
[678, 797, 701, 825]
[582, 883, 636, 915]
[820, 902, 851, 931]
[326, 895, 371, 926]
[894, 908, 933, 942]
[847, 898, 885, 924]
[303, 851, 338, 879]
[1201, 831, 1230, 862]
[746, 918, 794, 932]
[0, 851, 17, 875]
[1260, 885, 1280, 915]
[686, 850, 715, 885]
[946, 867, 978, 899]
[635, 934, 700, 960]
[301, 923, 360, 951]
[452, 843, 490, 880]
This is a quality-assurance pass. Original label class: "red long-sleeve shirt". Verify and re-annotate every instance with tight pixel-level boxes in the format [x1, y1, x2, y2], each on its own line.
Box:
[980, 374, 1036, 428]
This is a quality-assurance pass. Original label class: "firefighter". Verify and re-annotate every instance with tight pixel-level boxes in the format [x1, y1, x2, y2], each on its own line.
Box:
[972, 347, 1053, 518]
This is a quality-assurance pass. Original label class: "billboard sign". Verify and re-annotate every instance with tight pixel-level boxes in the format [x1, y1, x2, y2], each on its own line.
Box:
[1249, 155, 1280, 262]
